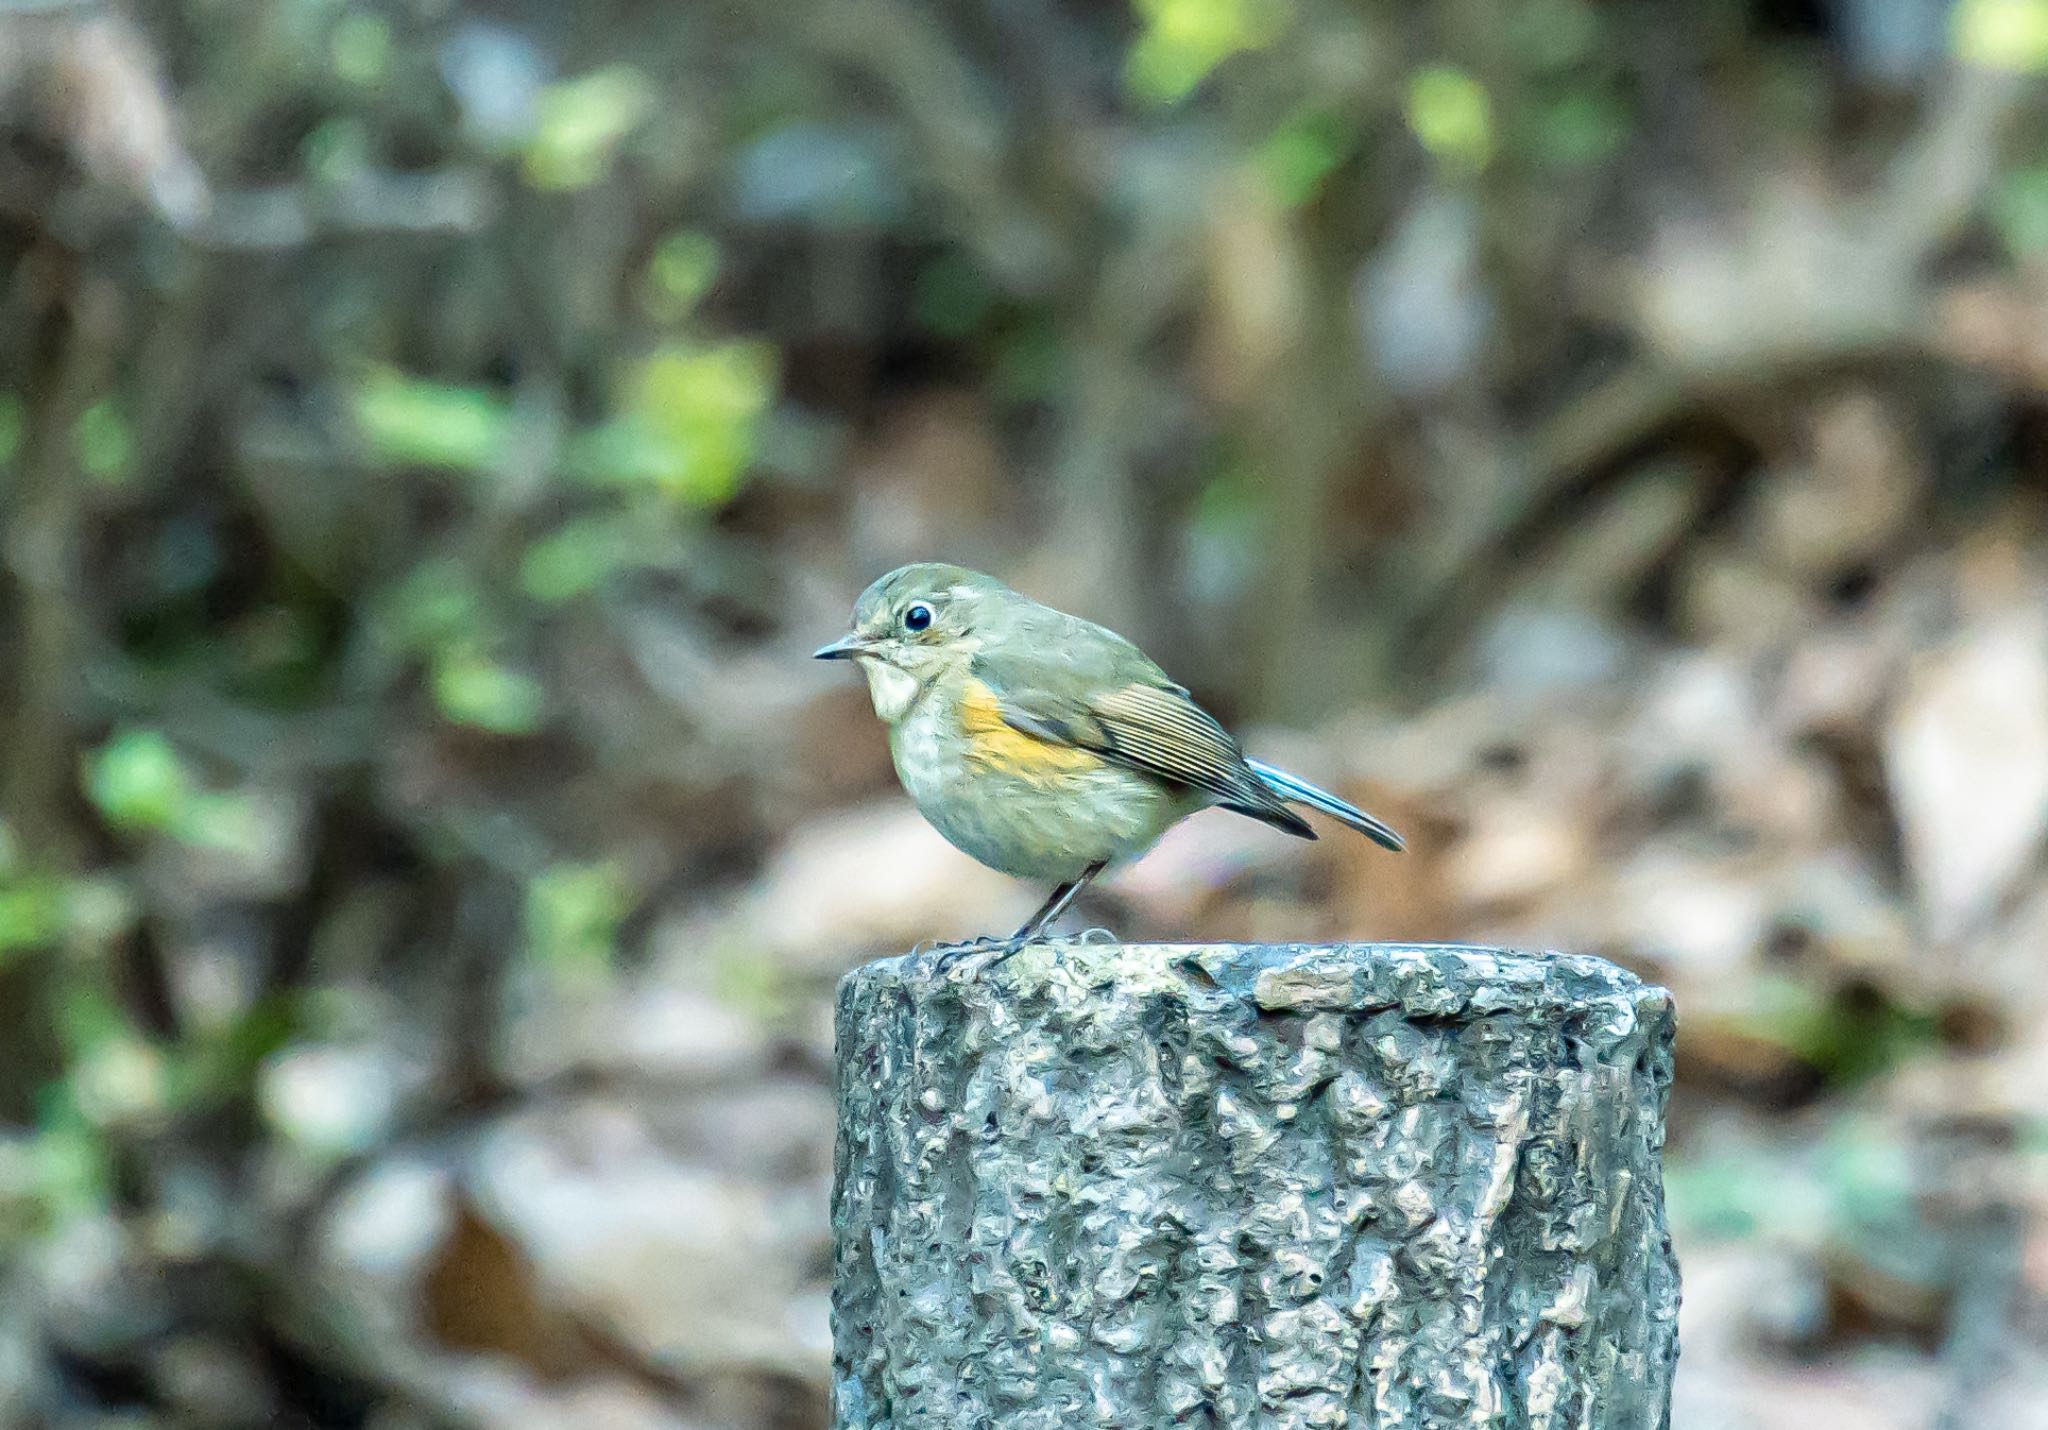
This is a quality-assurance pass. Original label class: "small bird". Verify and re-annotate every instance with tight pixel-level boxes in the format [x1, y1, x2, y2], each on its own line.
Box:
[815, 563, 1404, 955]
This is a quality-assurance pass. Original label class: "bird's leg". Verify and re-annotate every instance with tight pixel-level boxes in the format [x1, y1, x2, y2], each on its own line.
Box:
[1008, 860, 1108, 947]
[933, 862, 1109, 972]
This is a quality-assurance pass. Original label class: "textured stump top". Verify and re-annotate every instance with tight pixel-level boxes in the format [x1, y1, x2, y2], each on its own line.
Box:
[833, 942, 1679, 1430]
[841, 939, 1672, 1028]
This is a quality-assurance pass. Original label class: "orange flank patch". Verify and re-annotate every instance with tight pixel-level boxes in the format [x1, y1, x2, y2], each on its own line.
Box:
[958, 680, 1102, 778]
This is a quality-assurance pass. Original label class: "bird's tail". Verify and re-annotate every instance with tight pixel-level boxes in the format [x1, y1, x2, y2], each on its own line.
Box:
[1246, 758, 1406, 851]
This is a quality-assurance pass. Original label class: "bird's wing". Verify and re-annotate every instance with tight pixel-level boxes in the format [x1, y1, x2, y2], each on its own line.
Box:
[974, 652, 1314, 839]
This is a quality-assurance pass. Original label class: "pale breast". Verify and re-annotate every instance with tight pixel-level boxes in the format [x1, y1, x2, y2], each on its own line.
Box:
[889, 698, 1190, 882]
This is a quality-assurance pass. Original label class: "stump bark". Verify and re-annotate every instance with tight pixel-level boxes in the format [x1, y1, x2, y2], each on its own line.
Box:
[831, 941, 1679, 1430]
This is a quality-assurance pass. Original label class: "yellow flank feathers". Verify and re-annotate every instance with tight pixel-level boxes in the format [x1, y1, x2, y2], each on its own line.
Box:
[958, 679, 1102, 778]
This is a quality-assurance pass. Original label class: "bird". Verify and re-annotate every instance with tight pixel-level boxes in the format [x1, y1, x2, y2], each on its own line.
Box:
[814, 563, 1404, 958]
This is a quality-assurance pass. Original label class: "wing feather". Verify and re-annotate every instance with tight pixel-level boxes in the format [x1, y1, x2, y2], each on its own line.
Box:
[983, 670, 1314, 839]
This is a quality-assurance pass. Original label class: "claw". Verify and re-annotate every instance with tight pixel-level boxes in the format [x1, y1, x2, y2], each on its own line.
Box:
[932, 935, 1004, 972]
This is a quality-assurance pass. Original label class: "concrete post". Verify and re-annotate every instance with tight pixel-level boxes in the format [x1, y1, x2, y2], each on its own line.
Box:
[832, 941, 1679, 1430]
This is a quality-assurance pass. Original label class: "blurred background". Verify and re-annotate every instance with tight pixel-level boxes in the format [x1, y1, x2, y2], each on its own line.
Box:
[2, 0, 2048, 1425]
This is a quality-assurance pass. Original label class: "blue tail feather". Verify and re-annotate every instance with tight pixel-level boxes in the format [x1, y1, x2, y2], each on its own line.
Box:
[1246, 758, 1405, 852]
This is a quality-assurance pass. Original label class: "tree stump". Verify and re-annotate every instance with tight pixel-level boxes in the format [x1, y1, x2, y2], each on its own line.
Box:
[831, 942, 1678, 1429]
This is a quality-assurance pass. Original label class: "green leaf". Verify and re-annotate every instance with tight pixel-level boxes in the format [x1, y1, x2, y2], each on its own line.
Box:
[1509, 0, 1603, 71]
[1953, 0, 2048, 72]
[1193, 462, 1264, 537]
[710, 942, 797, 1022]
[173, 1001, 298, 1111]
[72, 1037, 168, 1126]
[331, 11, 391, 85]
[993, 317, 1063, 402]
[644, 230, 720, 320]
[54, 978, 128, 1066]
[521, 516, 632, 603]
[571, 341, 777, 505]
[913, 254, 997, 340]
[84, 730, 196, 833]
[1992, 164, 2048, 257]
[177, 793, 271, 859]
[1406, 65, 1494, 174]
[0, 881, 64, 961]
[80, 734, 268, 854]
[29, 1116, 109, 1220]
[383, 559, 488, 654]
[303, 116, 373, 185]
[524, 66, 652, 191]
[431, 653, 546, 734]
[526, 861, 631, 979]
[351, 368, 512, 473]
[1534, 91, 1629, 169]
[1259, 111, 1346, 208]
[1126, 0, 1284, 104]
[0, 393, 23, 465]
[73, 399, 131, 483]
[567, 415, 681, 488]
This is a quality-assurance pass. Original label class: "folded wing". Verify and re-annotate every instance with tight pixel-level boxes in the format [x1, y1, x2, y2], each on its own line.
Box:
[985, 674, 1317, 840]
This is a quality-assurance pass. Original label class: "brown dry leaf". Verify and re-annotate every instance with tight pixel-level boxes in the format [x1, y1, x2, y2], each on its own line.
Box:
[443, 1379, 709, 1430]
[1786, 392, 1917, 572]
[1315, 776, 1453, 944]
[1674, 1245, 1943, 1430]
[1512, 461, 1712, 615]
[1676, 545, 1823, 652]
[1, 11, 210, 228]
[1946, 881, 2048, 1028]
[1608, 845, 1775, 979]
[1777, 628, 1903, 741]
[1773, 850, 1913, 986]
[1630, 176, 1918, 378]
[423, 1200, 595, 1377]
[470, 1104, 827, 1381]
[1441, 796, 1589, 914]
[1884, 610, 2048, 941]
[1111, 807, 1308, 934]
[1715, 748, 1842, 852]
[500, 982, 773, 1089]
[728, 801, 1033, 971]
[1936, 278, 2048, 392]
[1738, 391, 1919, 588]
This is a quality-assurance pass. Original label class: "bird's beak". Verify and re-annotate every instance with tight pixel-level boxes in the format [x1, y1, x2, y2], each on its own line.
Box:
[813, 633, 871, 661]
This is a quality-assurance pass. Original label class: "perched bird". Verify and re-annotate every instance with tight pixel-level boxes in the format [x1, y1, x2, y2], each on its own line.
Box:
[815, 563, 1403, 954]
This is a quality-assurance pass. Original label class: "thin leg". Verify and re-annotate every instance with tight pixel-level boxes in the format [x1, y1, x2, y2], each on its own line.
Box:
[1009, 860, 1108, 945]
[933, 861, 1110, 972]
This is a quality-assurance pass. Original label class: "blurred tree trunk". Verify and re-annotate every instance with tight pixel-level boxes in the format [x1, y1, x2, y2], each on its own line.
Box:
[0, 251, 120, 1118]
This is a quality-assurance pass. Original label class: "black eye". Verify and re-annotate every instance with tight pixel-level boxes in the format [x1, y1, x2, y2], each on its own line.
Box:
[902, 603, 933, 632]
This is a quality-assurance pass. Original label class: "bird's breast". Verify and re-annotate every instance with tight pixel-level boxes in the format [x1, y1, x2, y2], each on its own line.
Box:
[888, 689, 1190, 881]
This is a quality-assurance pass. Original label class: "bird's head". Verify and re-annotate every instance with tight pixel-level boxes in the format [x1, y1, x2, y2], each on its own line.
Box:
[814, 563, 1009, 722]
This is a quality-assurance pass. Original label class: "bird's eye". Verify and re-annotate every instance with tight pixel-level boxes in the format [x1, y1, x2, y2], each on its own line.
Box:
[902, 603, 933, 632]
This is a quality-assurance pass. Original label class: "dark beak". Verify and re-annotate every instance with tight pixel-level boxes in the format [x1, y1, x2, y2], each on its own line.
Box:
[813, 633, 870, 661]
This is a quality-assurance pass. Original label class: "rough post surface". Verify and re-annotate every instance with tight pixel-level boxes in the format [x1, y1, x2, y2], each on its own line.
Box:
[831, 941, 1679, 1430]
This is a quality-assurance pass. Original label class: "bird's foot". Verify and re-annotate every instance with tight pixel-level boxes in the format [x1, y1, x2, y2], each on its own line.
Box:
[931, 934, 1019, 972]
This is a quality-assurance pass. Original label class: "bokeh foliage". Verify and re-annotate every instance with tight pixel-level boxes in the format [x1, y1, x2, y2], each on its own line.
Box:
[3, 0, 2048, 1424]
